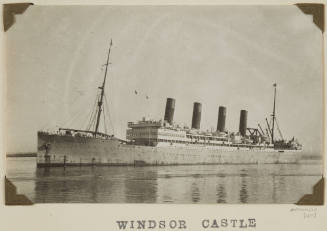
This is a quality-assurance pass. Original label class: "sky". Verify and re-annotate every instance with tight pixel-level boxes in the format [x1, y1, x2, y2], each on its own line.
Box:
[5, 5, 323, 155]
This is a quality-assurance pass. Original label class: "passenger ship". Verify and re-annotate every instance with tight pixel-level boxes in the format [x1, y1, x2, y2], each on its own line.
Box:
[37, 41, 302, 167]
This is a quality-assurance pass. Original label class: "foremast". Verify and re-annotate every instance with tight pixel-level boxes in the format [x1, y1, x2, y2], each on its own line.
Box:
[94, 39, 113, 137]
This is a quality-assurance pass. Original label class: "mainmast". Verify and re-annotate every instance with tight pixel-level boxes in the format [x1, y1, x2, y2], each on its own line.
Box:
[271, 83, 277, 143]
[94, 39, 113, 137]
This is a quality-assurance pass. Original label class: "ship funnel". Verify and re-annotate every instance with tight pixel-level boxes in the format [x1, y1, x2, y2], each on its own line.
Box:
[164, 98, 175, 124]
[239, 110, 248, 136]
[191, 102, 202, 129]
[217, 106, 226, 132]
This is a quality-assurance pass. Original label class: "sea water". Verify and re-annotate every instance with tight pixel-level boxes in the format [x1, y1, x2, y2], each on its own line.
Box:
[6, 156, 322, 203]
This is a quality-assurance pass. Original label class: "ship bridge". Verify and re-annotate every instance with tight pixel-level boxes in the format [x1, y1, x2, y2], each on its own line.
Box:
[127, 119, 162, 128]
[126, 118, 188, 146]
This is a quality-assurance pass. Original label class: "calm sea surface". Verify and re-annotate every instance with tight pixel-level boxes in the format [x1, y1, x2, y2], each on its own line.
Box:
[6, 157, 322, 204]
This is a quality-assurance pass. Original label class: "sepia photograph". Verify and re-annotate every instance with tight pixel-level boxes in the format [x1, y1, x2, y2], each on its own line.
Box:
[4, 4, 324, 204]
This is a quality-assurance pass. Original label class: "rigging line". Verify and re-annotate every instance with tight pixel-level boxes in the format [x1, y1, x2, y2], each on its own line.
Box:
[102, 106, 108, 134]
[81, 106, 95, 131]
[104, 93, 114, 134]
[101, 100, 106, 134]
[61, 91, 100, 129]
[40, 120, 53, 131]
[275, 117, 284, 140]
[61, 107, 86, 129]
[86, 99, 97, 131]
[86, 107, 97, 131]
[89, 109, 98, 132]
[85, 109, 95, 131]
[61, 110, 79, 128]
[82, 95, 99, 130]
[89, 92, 101, 129]
[269, 117, 273, 132]
[69, 110, 89, 129]
[86, 93, 101, 130]
[103, 103, 108, 134]
[88, 105, 99, 131]
[63, 90, 99, 128]
[67, 71, 105, 109]
[63, 81, 98, 131]
[103, 93, 111, 120]
[43, 88, 100, 132]
[269, 117, 275, 141]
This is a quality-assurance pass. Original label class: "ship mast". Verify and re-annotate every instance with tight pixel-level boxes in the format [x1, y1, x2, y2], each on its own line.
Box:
[94, 39, 113, 137]
[271, 83, 277, 143]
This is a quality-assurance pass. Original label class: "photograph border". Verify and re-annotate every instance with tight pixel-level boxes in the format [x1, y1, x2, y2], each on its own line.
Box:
[1, 1, 326, 230]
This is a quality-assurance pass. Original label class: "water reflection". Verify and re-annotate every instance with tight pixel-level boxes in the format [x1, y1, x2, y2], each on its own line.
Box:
[239, 169, 248, 203]
[6, 157, 322, 204]
[216, 174, 226, 203]
[124, 168, 158, 203]
[272, 175, 276, 203]
[42, 167, 51, 177]
[35, 167, 129, 203]
[216, 185, 226, 203]
[191, 182, 200, 203]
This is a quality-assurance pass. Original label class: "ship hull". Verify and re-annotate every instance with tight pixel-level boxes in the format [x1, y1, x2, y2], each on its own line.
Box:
[37, 133, 302, 167]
